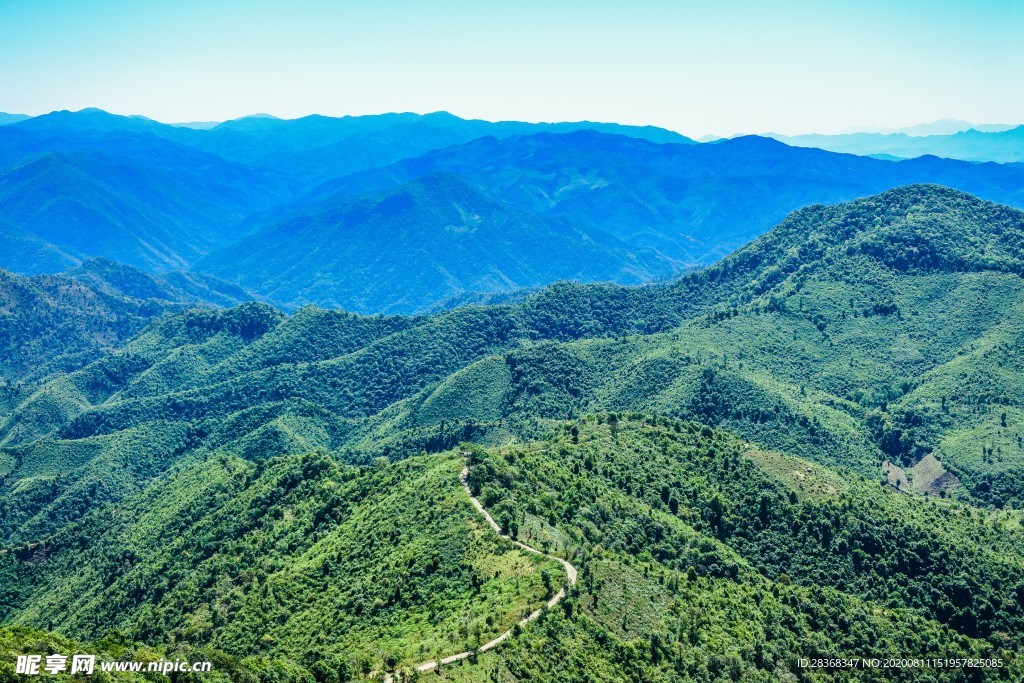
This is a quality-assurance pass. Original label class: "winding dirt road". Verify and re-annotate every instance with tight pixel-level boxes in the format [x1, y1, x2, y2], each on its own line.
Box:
[383, 464, 577, 681]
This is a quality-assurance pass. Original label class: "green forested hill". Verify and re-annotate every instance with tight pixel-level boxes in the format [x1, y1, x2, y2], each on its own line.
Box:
[3, 418, 1021, 681]
[0, 262, 251, 384]
[0, 451, 560, 678]
[447, 417, 1024, 681]
[3, 185, 1024, 681]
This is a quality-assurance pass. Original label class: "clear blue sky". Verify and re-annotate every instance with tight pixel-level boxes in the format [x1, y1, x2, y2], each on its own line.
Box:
[0, 0, 1020, 136]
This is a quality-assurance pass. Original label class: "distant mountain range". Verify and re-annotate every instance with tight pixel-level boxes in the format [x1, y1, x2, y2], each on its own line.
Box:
[767, 125, 1024, 163]
[0, 108, 693, 284]
[5, 108, 694, 187]
[211, 130, 1024, 312]
[4, 108, 1024, 312]
[0, 148, 292, 274]
[841, 118, 1016, 136]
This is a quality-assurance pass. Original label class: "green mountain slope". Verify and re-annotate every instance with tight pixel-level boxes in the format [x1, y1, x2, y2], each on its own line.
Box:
[3, 419, 1021, 681]
[444, 417, 1024, 681]
[0, 262, 251, 384]
[382, 184, 1024, 501]
[0, 451, 562, 677]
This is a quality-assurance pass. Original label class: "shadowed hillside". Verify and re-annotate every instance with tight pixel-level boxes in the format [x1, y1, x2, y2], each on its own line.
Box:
[197, 173, 674, 314]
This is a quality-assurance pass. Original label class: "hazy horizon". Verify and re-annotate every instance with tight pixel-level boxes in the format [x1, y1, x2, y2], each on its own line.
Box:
[2, 0, 1021, 139]
[2, 106, 1020, 142]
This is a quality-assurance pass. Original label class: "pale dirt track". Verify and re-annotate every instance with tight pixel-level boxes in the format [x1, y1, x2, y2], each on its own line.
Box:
[382, 464, 577, 681]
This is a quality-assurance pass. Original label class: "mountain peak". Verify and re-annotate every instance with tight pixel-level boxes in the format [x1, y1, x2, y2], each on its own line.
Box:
[719, 184, 1024, 289]
[238, 113, 281, 120]
[718, 134, 792, 149]
[13, 107, 166, 134]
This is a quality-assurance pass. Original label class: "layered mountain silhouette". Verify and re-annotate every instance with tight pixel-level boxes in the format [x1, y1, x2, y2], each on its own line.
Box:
[4, 109, 1024, 314]
[843, 118, 1015, 136]
[218, 131, 1024, 311]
